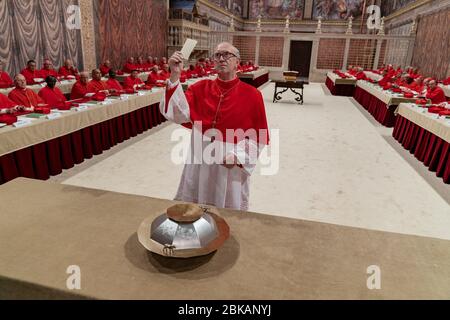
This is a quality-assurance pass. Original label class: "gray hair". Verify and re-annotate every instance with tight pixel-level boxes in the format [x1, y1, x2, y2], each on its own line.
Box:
[216, 41, 240, 59]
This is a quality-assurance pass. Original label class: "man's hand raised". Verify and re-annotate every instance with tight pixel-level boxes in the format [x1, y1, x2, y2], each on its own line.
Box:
[169, 51, 184, 83]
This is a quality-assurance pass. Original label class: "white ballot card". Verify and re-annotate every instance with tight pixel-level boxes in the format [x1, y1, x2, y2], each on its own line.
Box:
[180, 38, 198, 60]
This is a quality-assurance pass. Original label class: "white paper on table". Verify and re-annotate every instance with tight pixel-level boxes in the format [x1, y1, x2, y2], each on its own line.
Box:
[13, 119, 32, 127]
[0, 123, 7, 128]
[46, 112, 62, 120]
[180, 38, 198, 60]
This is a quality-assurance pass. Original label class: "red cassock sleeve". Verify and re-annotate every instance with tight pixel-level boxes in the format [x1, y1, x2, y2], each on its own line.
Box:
[106, 79, 123, 91]
[0, 93, 17, 109]
[146, 73, 158, 85]
[38, 87, 67, 107]
[70, 82, 90, 100]
[123, 77, 143, 89]
[426, 87, 446, 104]
[0, 72, 13, 88]
[8, 89, 44, 107]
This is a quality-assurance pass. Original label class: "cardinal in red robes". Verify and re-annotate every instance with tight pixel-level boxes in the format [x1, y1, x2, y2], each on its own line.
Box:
[408, 77, 425, 93]
[159, 57, 168, 69]
[59, 59, 79, 78]
[123, 70, 144, 89]
[87, 69, 110, 93]
[143, 56, 155, 71]
[70, 72, 92, 100]
[136, 57, 146, 72]
[0, 70, 13, 88]
[99, 60, 112, 76]
[146, 66, 163, 85]
[159, 64, 171, 80]
[21, 60, 42, 85]
[40, 59, 59, 78]
[123, 57, 137, 74]
[38, 76, 67, 108]
[160, 42, 269, 211]
[106, 70, 123, 92]
[8, 74, 44, 108]
[0, 93, 21, 114]
[0, 60, 13, 88]
[426, 80, 446, 104]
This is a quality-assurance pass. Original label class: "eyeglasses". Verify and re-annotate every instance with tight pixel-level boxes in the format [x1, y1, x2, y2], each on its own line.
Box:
[213, 51, 238, 61]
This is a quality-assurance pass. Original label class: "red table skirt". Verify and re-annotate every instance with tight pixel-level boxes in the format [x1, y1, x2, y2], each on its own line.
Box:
[240, 72, 269, 88]
[393, 115, 450, 184]
[353, 86, 397, 127]
[325, 77, 355, 97]
[0, 103, 166, 185]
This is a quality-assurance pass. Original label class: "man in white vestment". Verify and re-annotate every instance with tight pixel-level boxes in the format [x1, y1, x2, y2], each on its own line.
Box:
[160, 42, 269, 211]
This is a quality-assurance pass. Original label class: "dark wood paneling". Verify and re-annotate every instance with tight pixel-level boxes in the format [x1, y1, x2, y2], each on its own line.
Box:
[94, 0, 168, 70]
[0, 0, 83, 77]
[412, 8, 450, 79]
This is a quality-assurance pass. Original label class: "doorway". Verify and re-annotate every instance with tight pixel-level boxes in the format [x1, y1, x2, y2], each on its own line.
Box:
[289, 41, 313, 79]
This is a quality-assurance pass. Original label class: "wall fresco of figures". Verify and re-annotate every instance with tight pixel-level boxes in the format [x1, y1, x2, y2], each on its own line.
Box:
[210, 0, 245, 17]
[249, 0, 305, 19]
[312, 0, 365, 20]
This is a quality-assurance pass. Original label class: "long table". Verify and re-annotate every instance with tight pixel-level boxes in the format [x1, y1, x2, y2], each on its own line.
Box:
[116, 72, 150, 83]
[238, 68, 269, 88]
[0, 90, 166, 185]
[353, 80, 417, 127]
[0, 75, 218, 185]
[1, 178, 450, 299]
[364, 71, 383, 82]
[0, 80, 77, 96]
[393, 103, 450, 184]
[325, 72, 356, 96]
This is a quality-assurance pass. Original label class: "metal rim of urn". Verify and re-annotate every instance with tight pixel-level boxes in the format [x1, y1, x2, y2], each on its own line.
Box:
[137, 206, 230, 259]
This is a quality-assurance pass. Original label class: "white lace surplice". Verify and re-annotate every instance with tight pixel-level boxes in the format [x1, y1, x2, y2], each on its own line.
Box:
[159, 82, 262, 211]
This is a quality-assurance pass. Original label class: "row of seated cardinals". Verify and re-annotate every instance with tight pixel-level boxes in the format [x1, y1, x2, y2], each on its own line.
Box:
[343, 64, 450, 105]
[0, 57, 259, 115]
[1, 55, 259, 89]
[0, 59, 81, 87]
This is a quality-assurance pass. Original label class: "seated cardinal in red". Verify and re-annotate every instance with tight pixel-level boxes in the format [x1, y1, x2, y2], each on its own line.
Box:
[0, 93, 22, 114]
[87, 69, 110, 93]
[146, 66, 163, 85]
[21, 60, 42, 85]
[122, 57, 137, 74]
[106, 70, 123, 91]
[123, 70, 144, 89]
[426, 80, 446, 104]
[99, 60, 112, 76]
[70, 72, 92, 100]
[8, 74, 44, 109]
[59, 59, 79, 78]
[0, 60, 13, 88]
[38, 76, 67, 108]
[40, 59, 59, 79]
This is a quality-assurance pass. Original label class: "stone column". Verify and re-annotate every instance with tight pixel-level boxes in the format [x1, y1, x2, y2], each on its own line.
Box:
[281, 35, 291, 70]
[79, 0, 97, 72]
[255, 36, 260, 65]
[342, 38, 351, 70]
[373, 39, 383, 70]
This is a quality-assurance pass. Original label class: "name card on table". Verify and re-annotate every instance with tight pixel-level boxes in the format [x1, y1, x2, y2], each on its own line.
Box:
[46, 112, 62, 120]
[138, 91, 149, 96]
[73, 105, 89, 112]
[13, 119, 32, 128]
[100, 100, 113, 105]
[120, 95, 130, 100]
